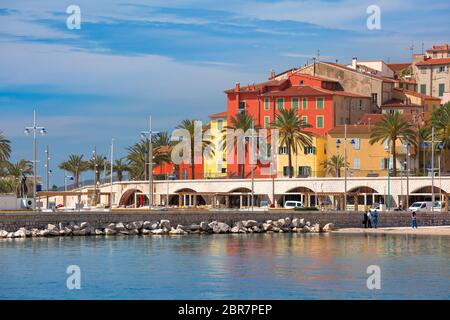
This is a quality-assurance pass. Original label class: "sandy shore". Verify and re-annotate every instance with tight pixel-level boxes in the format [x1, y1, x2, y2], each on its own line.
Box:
[333, 226, 450, 236]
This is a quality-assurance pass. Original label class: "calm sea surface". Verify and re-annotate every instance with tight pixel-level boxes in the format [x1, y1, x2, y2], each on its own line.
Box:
[0, 233, 449, 299]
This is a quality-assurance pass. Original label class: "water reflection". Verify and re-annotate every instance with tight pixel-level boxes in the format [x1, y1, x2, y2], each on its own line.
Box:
[0, 233, 449, 299]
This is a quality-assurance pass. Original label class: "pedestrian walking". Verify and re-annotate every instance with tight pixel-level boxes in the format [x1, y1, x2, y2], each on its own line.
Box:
[367, 210, 372, 228]
[371, 209, 379, 228]
[411, 211, 418, 229]
[362, 211, 369, 228]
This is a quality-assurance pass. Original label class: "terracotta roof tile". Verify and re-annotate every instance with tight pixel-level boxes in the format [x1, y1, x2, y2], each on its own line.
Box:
[415, 58, 450, 66]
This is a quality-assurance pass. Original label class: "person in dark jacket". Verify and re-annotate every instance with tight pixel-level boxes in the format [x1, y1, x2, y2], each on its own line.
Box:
[363, 212, 369, 228]
[411, 211, 418, 229]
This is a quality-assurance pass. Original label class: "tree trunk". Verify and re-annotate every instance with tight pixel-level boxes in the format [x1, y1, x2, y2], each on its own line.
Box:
[287, 141, 293, 178]
[191, 144, 195, 180]
[392, 139, 397, 177]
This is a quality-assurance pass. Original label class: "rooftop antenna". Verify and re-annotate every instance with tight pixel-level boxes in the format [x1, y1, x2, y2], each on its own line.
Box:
[317, 49, 320, 62]
[421, 42, 424, 55]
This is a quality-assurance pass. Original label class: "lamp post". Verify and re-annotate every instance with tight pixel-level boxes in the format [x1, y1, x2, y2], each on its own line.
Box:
[92, 147, 98, 206]
[24, 110, 47, 211]
[109, 138, 114, 211]
[423, 127, 443, 212]
[44, 145, 51, 208]
[103, 156, 108, 185]
[140, 116, 160, 209]
[335, 124, 355, 211]
[244, 126, 260, 211]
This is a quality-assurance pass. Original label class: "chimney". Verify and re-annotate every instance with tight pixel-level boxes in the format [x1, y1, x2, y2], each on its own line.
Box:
[351, 57, 358, 69]
[235, 82, 240, 91]
[270, 69, 276, 80]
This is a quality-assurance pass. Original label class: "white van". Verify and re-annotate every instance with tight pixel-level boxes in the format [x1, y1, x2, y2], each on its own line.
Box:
[408, 201, 433, 212]
[284, 201, 304, 209]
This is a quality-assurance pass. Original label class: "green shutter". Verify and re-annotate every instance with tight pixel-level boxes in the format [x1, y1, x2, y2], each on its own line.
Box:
[420, 84, 426, 95]
[317, 116, 324, 128]
[292, 98, 299, 109]
[302, 98, 307, 110]
[264, 98, 270, 110]
[277, 98, 284, 110]
[317, 97, 324, 109]
[439, 84, 445, 97]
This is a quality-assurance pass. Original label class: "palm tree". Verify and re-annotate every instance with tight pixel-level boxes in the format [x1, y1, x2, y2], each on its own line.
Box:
[58, 154, 89, 188]
[431, 102, 450, 172]
[272, 109, 313, 178]
[6, 159, 33, 196]
[126, 139, 170, 180]
[369, 113, 416, 177]
[113, 158, 129, 182]
[0, 131, 11, 162]
[175, 119, 213, 179]
[321, 155, 348, 177]
[225, 113, 258, 178]
[89, 154, 108, 184]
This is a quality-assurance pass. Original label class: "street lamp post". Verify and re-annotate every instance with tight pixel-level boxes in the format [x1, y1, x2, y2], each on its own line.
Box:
[92, 147, 98, 206]
[109, 139, 114, 211]
[335, 124, 355, 211]
[140, 116, 160, 209]
[423, 127, 443, 212]
[24, 110, 47, 211]
[244, 126, 260, 211]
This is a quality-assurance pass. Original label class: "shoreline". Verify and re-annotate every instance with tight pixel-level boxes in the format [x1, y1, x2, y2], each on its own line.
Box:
[332, 226, 450, 236]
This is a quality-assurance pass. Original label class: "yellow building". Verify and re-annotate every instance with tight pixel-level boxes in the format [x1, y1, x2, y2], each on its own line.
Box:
[326, 116, 415, 178]
[276, 136, 327, 177]
[204, 112, 227, 178]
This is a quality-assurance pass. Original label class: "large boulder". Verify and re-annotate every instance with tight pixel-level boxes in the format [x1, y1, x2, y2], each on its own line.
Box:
[0, 230, 8, 238]
[218, 222, 231, 233]
[72, 229, 88, 236]
[80, 222, 90, 230]
[141, 229, 151, 235]
[188, 224, 201, 231]
[47, 224, 57, 231]
[169, 227, 187, 235]
[242, 220, 258, 228]
[94, 229, 104, 235]
[104, 228, 117, 235]
[323, 223, 335, 232]
[312, 223, 321, 233]
[262, 223, 272, 231]
[291, 218, 301, 228]
[230, 226, 240, 233]
[160, 220, 171, 230]
[284, 217, 291, 226]
[151, 228, 165, 235]
[115, 222, 127, 231]
[200, 221, 210, 231]
[106, 223, 116, 230]
[132, 221, 143, 230]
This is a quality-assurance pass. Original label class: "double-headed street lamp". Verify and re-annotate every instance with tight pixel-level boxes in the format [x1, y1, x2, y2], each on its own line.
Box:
[140, 116, 160, 209]
[423, 127, 444, 212]
[24, 110, 47, 211]
[335, 124, 355, 210]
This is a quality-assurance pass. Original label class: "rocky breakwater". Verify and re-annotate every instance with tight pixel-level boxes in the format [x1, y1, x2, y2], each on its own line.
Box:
[0, 217, 336, 239]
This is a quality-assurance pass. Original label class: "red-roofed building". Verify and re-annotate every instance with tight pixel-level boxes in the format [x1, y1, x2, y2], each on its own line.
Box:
[414, 44, 450, 100]
[225, 72, 372, 178]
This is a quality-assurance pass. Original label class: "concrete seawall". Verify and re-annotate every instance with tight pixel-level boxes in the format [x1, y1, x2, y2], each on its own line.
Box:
[1, 210, 449, 232]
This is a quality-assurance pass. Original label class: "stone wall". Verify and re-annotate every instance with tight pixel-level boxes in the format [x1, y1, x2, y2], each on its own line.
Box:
[1, 210, 449, 232]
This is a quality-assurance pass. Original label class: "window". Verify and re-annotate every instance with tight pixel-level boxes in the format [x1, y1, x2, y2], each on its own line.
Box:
[182, 168, 188, 180]
[424, 104, 429, 112]
[383, 140, 389, 151]
[283, 166, 293, 176]
[304, 147, 316, 155]
[380, 158, 389, 170]
[420, 68, 427, 74]
[217, 119, 223, 131]
[316, 97, 324, 109]
[278, 146, 288, 155]
[298, 166, 311, 177]
[292, 98, 299, 109]
[371, 93, 378, 103]
[264, 116, 270, 129]
[221, 168, 227, 174]
[277, 98, 284, 110]
[353, 157, 360, 170]
[300, 80, 304, 85]
[316, 116, 324, 128]
[358, 100, 364, 111]
[301, 116, 308, 126]
[439, 83, 445, 97]
[238, 101, 246, 113]
[352, 138, 360, 150]
[217, 160, 222, 173]
[302, 98, 308, 110]
[264, 98, 270, 110]
[420, 84, 426, 95]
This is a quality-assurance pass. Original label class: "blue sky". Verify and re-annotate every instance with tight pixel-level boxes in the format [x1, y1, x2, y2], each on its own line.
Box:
[1, 0, 450, 186]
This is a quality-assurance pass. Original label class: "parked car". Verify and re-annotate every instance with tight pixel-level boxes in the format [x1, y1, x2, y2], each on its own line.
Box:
[408, 201, 433, 212]
[284, 201, 304, 209]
